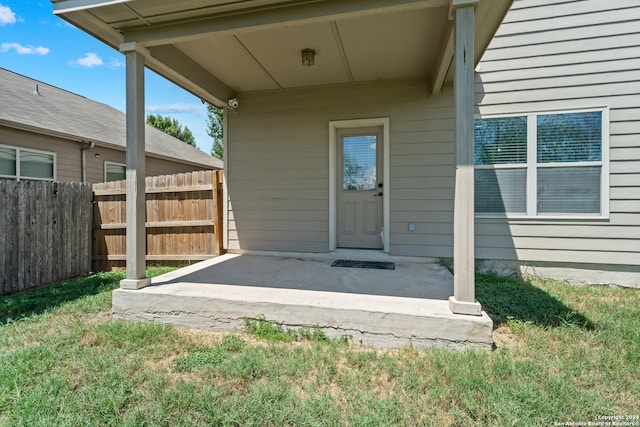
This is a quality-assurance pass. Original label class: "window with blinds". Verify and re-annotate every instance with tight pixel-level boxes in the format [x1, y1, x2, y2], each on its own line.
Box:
[0, 145, 55, 181]
[105, 162, 126, 182]
[474, 116, 527, 165]
[474, 116, 527, 214]
[474, 109, 607, 217]
[0, 147, 17, 176]
[20, 151, 55, 179]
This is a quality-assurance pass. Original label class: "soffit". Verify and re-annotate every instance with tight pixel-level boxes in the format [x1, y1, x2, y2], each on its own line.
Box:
[169, 7, 447, 92]
[52, 0, 512, 106]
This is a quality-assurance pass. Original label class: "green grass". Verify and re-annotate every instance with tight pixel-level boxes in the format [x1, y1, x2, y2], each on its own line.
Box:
[1, 269, 639, 426]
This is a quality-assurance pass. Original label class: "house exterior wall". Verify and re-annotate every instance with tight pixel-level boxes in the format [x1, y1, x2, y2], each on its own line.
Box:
[1, 125, 215, 183]
[226, 0, 639, 286]
[0, 126, 83, 182]
[88, 145, 212, 183]
[226, 78, 457, 256]
[474, 0, 640, 277]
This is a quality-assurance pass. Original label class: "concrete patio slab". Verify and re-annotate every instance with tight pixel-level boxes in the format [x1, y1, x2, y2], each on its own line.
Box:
[112, 253, 493, 349]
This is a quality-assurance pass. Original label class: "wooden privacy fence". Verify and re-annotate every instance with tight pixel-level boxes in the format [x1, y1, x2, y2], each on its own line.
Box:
[92, 170, 224, 271]
[0, 179, 93, 295]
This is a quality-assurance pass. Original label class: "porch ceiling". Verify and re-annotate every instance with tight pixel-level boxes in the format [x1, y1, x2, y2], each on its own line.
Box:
[52, 0, 511, 106]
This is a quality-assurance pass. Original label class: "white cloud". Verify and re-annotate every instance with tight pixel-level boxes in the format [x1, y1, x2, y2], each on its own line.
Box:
[1, 42, 49, 55]
[73, 52, 103, 68]
[146, 103, 207, 116]
[0, 5, 16, 26]
[109, 58, 123, 69]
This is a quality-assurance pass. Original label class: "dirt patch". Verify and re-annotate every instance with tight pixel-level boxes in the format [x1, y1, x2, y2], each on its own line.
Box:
[176, 327, 227, 345]
[93, 310, 112, 322]
[492, 325, 523, 349]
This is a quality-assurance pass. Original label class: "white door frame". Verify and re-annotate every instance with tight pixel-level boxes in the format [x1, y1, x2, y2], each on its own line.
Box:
[329, 118, 390, 253]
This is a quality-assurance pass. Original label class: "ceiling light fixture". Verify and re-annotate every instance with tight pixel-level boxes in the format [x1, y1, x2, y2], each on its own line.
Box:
[301, 48, 315, 66]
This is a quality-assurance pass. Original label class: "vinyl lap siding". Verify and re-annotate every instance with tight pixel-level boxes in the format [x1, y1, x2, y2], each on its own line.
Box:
[388, 98, 455, 257]
[475, 0, 640, 266]
[226, 102, 331, 253]
[0, 127, 216, 184]
[227, 79, 456, 255]
[0, 127, 82, 182]
[84, 146, 214, 183]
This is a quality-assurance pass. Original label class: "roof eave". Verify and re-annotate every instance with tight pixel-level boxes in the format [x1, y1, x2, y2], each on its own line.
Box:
[52, 0, 132, 15]
[0, 119, 220, 169]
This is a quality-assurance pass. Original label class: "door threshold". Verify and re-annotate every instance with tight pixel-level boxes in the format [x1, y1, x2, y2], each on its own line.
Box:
[332, 249, 438, 264]
[228, 249, 439, 264]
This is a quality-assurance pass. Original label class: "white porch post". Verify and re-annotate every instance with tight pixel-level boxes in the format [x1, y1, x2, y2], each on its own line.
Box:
[119, 42, 151, 290]
[449, 0, 482, 316]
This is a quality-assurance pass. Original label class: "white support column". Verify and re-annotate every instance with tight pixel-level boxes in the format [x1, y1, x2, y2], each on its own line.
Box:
[449, 0, 482, 316]
[119, 42, 151, 290]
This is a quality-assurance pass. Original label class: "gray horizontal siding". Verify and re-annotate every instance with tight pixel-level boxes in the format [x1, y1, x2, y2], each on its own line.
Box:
[225, 0, 639, 264]
[88, 146, 211, 183]
[475, 0, 640, 266]
[0, 127, 82, 182]
[1, 126, 216, 184]
[227, 78, 457, 255]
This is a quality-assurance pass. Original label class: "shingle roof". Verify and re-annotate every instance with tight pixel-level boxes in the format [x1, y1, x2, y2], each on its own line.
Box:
[0, 68, 222, 170]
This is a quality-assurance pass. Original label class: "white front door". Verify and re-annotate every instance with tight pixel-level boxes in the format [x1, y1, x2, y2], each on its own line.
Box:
[337, 127, 383, 249]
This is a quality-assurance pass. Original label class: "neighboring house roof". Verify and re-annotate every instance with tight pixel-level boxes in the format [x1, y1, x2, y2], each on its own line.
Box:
[0, 67, 222, 170]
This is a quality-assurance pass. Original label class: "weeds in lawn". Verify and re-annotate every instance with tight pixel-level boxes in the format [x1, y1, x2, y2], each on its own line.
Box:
[173, 335, 247, 372]
[244, 315, 299, 342]
[243, 315, 348, 344]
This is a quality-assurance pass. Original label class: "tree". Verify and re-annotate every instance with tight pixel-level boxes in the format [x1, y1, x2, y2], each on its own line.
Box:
[207, 104, 224, 160]
[146, 113, 196, 146]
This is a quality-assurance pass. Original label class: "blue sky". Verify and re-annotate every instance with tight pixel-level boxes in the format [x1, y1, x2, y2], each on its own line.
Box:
[0, 1, 213, 153]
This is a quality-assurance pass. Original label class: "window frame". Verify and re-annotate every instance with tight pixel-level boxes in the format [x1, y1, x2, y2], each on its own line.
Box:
[104, 161, 126, 182]
[474, 107, 610, 220]
[0, 144, 56, 181]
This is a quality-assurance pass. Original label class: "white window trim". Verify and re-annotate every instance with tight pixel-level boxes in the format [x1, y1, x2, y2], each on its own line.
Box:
[0, 144, 56, 182]
[104, 161, 126, 182]
[329, 118, 390, 253]
[474, 107, 610, 220]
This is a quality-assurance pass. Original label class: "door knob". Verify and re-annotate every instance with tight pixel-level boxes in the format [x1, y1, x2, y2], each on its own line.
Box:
[373, 192, 383, 197]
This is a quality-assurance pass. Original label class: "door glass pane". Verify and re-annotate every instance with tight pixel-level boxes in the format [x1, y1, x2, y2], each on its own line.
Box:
[20, 150, 54, 179]
[0, 147, 17, 176]
[475, 168, 526, 214]
[343, 135, 376, 191]
[106, 163, 126, 182]
[537, 166, 600, 214]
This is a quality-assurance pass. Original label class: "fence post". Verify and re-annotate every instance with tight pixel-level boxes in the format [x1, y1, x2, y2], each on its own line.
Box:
[213, 170, 224, 255]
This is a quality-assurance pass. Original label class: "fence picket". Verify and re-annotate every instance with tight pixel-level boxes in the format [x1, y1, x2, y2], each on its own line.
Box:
[0, 170, 223, 294]
[0, 180, 93, 295]
[91, 170, 223, 271]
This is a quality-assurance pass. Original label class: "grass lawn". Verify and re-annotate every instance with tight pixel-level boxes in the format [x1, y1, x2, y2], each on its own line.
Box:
[1, 268, 639, 426]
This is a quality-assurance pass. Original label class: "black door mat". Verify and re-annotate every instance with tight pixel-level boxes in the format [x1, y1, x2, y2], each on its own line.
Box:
[331, 260, 395, 270]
